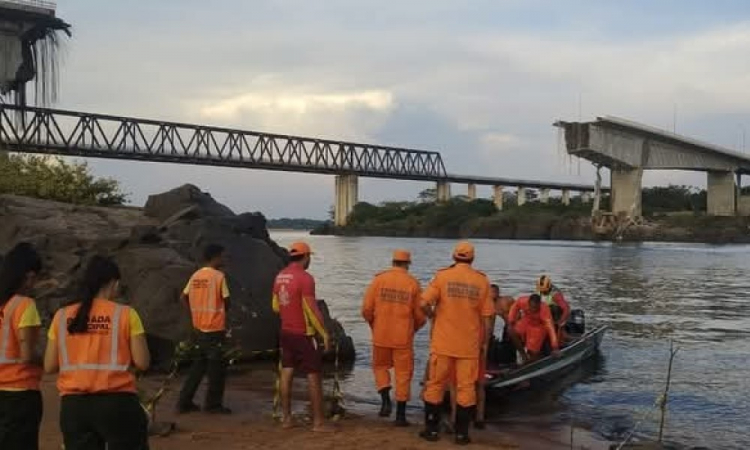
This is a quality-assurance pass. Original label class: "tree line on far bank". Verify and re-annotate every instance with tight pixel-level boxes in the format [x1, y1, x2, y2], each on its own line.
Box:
[0, 153, 127, 206]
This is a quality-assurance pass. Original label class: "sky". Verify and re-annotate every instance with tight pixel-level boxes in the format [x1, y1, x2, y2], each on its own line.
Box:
[46, 0, 750, 219]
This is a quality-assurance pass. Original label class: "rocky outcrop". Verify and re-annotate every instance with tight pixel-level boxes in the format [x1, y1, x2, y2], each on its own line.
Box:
[0, 185, 354, 368]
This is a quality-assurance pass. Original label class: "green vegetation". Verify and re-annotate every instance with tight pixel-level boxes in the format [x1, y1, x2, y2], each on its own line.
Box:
[267, 217, 326, 230]
[0, 153, 127, 206]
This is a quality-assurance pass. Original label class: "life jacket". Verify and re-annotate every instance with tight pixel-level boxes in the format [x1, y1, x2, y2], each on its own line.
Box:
[188, 267, 226, 332]
[56, 299, 136, 395]
[0, 296, 42, 390]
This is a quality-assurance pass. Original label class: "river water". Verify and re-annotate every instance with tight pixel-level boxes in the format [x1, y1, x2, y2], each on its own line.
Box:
[270, 231, 750, 450]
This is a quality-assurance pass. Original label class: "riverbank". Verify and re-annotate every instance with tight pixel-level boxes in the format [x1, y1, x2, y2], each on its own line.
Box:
[38, 365, 611, 450]
[312, 202, 750, 244]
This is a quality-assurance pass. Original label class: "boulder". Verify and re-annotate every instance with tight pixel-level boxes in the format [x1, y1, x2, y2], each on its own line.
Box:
[0, 186, 355, 369]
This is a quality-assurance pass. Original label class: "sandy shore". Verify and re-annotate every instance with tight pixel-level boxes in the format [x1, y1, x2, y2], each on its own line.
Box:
[38, 366, 612, 450]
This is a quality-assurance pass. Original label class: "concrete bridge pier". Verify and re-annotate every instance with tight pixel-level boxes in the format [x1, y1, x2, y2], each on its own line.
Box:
[493, 186, 504, 210]
[334, 174, 359, 226]
[467, 183, 477, 201]
[517, 187, 527, 206]
[610, 168, 643, 217]
[540, 188, 550, 204]
[707, 171, 736, 216]
[561, 189, 570, 205]
[436, 181, 452, 202]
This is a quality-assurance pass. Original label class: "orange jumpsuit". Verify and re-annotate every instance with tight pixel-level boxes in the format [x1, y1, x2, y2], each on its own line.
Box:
[421, 263, 494, 408]
[509, 296, 559, 354]
[362, 267, 425, 402]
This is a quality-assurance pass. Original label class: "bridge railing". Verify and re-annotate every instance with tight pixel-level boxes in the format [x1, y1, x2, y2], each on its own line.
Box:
[0, 0, 57, 11]
[0, 104, 447, 179]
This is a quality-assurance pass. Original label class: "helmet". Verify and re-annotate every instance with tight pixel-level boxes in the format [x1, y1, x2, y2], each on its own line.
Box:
[537, 275, 552, 294]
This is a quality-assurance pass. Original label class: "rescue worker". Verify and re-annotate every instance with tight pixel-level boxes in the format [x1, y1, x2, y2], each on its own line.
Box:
[44, 255, 151, 450]
[272, 241, 334, 433]
[536, 275, 570, 342]
[177, 244, 232, 414]
[508, 293, 559, 362]
[361, 249, 425, 426]
[0, 243, 43, 450]
[420, 241, 494, 445]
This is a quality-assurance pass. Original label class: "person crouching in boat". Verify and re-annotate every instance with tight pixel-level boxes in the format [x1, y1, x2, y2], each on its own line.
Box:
[361, 249, 426, 426]
[536, 275, 570, 344]
[508, 294, 559, 363]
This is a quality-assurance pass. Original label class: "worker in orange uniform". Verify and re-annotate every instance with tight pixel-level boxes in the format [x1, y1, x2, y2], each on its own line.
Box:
[508, 293, 559, 362]
[362, 249, 425, 426]
[44, 256, 151, 450]
[536, 275, 570, 342]
[177, 244, 232, 414]
[0, 243, 43, 450]
[272, 241, 334, 433]
[420, 241, 494, 445]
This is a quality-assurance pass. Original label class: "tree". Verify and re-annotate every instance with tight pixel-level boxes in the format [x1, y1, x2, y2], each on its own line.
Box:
[0, 154, 127, 206]
[417, 188, 437, 203]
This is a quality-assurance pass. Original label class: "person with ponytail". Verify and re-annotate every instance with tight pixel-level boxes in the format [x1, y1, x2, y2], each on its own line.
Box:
[44, 255, 151, 450]
[0, 242, 44, 450]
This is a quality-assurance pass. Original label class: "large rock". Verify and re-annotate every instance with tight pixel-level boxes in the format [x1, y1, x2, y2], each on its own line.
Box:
[0, 186, 354, 369]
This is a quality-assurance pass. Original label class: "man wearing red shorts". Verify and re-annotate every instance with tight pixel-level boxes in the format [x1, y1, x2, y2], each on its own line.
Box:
[508, 294, 559, 362]
[272, 241, 334, 432]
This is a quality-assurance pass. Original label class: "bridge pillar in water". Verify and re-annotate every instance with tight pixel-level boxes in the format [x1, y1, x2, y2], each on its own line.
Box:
[707, 171, 736, 216]
[610, 168, 642, 217]
[561, 189, 570, 206]
[467, 183, 477, 201]
[493, 186, 504, 210]
[334, 174, 359, 226]
[540, 188, 550, 204]
[517, 187, 527, 206]
[436, 181, 451, 202]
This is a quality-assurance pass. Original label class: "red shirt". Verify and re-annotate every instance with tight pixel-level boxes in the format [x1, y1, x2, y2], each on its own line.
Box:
[272, 263, 327, 338]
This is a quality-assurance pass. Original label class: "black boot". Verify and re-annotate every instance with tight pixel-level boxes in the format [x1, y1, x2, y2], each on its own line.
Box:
[378, 387, 393, 417]
[454, 406, 472, 445]
[394, 401, 409, 427]
[419, 402, 441, 442]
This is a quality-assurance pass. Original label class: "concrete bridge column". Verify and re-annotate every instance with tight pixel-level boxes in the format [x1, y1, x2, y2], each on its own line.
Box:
[467, 183, 477, 201]
[561, 189, 570, 206]
[436, 181, 451, 202]
[540, 188, 550, 204]
[493, 186, 504, 210]
[610, 168, 643, 216]
[334, 174, 359, 226]
[517, 187, 527, 206]
[707, 171, 736, 216]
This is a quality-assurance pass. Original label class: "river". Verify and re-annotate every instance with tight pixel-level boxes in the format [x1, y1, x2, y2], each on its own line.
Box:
[270, 231, 750, 450]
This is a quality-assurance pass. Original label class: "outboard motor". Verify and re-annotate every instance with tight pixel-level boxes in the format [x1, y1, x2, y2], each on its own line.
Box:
[565, 309, 586, 335]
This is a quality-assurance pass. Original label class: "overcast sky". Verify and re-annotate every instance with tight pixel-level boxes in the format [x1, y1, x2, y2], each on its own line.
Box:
[51, 0, 750, 219]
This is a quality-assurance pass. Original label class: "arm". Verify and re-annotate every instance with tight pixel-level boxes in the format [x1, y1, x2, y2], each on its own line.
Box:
[129, 309, 150, 371]
[182, 276, 191, 310]
[413, 282, 427, 332]
[220, 276, 231, 312]
[508, 301, 520, 326]
[301, 277, 330, 348]
[17, 326, 40, 365]
[43, 312, 60, 374]
[554, 292, 570, 326]
[361, 279, 377, 326]
[421, 275, 441, 318]
[542, 306, 559, 350]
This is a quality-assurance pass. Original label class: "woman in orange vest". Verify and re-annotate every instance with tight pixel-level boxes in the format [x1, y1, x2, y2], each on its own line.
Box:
[0, 243, 43, 450]
[44, 255, 151, 450]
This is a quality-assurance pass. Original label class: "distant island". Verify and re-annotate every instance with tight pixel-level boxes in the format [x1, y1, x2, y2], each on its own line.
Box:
[312, 186, 750, 244]
[267, 217, 327, 230]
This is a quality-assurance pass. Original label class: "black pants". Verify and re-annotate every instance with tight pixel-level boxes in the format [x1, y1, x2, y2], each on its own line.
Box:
[178, 330, 227, 409]
[0, 390, 42, 450]
[60, 392, 149, 450]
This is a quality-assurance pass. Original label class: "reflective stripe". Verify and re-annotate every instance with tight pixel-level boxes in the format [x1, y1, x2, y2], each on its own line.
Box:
[0, 296, 22, 364]
[59, 304, 129, 372]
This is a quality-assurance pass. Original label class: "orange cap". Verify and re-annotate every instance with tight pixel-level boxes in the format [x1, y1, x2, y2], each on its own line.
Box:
[452, 241, 475, 261]
[392, 249, 411, 263]
[288, 241, 312, 257]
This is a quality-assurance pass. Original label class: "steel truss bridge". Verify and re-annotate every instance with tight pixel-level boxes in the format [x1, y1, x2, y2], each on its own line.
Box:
[0, 104, 602, 191]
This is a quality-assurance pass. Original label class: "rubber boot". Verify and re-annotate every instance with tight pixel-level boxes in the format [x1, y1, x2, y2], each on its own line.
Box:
[394, 401, 409, 427]
[454, 406, 472, 445]
[419, 402, 441, 442]
[378, 387, 393, 417]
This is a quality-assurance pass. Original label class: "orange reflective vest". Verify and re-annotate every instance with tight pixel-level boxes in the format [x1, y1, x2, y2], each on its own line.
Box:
[0, 296, 42, 390]
[55, 300, 136, 395]
[186, 267, 227, 332]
